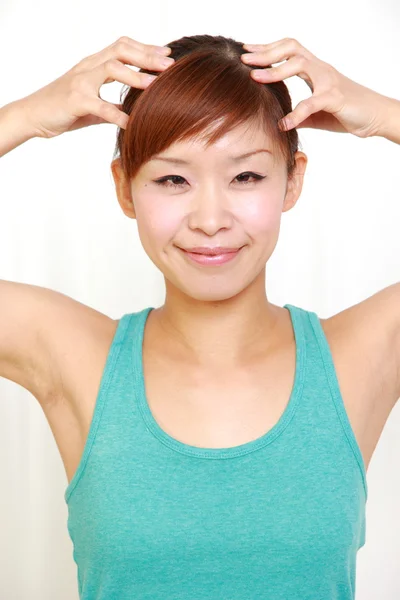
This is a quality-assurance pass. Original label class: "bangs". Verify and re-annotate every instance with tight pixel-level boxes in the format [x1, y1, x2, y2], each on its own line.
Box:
[114, 36, 299, 181]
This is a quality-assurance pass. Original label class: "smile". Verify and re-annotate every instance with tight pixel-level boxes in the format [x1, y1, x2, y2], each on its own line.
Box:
[178, 247, 244, 266]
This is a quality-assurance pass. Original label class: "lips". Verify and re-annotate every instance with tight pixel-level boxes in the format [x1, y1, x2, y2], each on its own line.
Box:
[178, 246, 244, 266]
[181, 247, 243, 256]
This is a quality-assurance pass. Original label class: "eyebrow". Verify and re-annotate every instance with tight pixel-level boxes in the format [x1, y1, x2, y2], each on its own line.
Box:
[151, 148, 272, 165]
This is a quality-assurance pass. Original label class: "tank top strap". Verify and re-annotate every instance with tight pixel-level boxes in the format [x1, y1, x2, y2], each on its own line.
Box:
[64, 307, 154, 504]
[113, 308, 153, 363]
[284, 303, 368, 502]
[284, 303, 328, 368]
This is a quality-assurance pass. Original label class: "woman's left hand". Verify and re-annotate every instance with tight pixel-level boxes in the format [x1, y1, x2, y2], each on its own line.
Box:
[241, 38, 389, 138]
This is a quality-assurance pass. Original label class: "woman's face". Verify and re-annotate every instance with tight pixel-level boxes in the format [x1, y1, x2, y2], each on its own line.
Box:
[113, 122, 307, 302]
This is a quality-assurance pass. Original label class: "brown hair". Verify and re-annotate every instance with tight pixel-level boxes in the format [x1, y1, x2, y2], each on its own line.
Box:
[113, 34, 301, 182]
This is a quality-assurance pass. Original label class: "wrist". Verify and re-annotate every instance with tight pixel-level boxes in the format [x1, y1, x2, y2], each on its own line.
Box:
[0, 98, 39, 157]
[9, 97, 40, 141]
[374, 95, 400, 144]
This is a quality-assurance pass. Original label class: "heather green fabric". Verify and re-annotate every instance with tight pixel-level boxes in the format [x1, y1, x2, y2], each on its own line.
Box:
[65, 304, 367, 599]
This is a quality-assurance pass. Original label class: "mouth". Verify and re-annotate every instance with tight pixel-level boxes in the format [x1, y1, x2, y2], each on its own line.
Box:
[177, 246, 245, 266]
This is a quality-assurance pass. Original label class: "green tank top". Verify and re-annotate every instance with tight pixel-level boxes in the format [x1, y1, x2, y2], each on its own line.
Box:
[64, 304, 367, 599]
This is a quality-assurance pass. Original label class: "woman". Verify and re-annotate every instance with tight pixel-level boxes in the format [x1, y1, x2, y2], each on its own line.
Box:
[1, 33, 399, 599]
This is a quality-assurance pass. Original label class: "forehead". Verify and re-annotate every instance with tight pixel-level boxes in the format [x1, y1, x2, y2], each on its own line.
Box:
[150, 121, 276, 165]
[175, 122, 268, 153]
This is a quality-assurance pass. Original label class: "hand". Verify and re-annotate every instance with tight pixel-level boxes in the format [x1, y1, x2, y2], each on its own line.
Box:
[241, 38, 388, 138]
[20, 36, 174, 139]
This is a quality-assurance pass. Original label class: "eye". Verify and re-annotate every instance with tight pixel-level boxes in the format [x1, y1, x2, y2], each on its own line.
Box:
[235, 172, 266, 185]
[153, 172, 266, 189]
[154, 175, 187, 189]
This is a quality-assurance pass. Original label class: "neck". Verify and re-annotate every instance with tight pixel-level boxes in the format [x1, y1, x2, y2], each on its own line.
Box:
[151, 274, 280, 369]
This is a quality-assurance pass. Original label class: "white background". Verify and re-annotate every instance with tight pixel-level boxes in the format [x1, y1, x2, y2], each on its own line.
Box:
[0, 0, 399, 598]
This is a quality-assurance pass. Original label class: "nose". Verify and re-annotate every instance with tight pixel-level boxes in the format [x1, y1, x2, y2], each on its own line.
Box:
[187, 184, 235, 235]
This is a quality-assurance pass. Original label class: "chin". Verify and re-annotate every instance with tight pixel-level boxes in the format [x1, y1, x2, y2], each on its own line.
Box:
[164, 272, 257, 303]
[182, 289, 244, 303]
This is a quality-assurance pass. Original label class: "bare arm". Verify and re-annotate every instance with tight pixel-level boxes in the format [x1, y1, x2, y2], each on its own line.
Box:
[0, 100, 38, 157]
[0, 38, 174, 403]
[375, 97, 400, 145]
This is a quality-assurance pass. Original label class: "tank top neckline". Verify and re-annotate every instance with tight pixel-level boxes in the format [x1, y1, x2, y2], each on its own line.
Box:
[131, 304, 306, 459]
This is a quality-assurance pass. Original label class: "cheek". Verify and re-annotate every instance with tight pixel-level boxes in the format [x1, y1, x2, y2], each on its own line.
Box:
[239, 193, 283, 237]
[134, 198, 180, 247]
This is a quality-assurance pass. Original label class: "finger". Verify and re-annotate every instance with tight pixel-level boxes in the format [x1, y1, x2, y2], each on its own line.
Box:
[111, 40, 175, 72]
[250, 56, 316, 92]
[279, 91, 332, 131]
[96, 36, 172, 59]
[67, 106, 125, 131]
[85, 96, 129, 129]
[243, 37, 297, 52]
[112, 36, 172, 56]
[242, 38, 312, 67]
[86, 103, 127, 126]
[83, 38, 174, 74]
[96, 58, 158, 90]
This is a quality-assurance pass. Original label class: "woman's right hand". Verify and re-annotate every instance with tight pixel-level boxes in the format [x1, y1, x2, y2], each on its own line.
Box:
[21, 36, 174, 139]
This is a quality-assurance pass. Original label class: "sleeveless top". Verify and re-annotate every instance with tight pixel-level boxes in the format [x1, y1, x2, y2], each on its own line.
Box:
[64, 304, 368, 600]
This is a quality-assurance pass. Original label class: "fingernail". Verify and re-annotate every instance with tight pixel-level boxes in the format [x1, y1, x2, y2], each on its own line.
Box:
[280, 118, 292, 131]
[161, 57, 175, 67]
[145, 75, 157, 84]
[156, 46, 171, 55]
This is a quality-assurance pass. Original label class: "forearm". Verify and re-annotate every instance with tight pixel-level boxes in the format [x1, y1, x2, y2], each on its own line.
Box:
[375, 96, 400, 145]
[0, 99, 37, 158]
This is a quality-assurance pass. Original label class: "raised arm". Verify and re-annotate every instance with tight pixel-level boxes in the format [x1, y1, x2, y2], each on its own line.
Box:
[0, 36, 175, 404]
[0, 100, 38, 157]
[374, 97, 400, 145]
